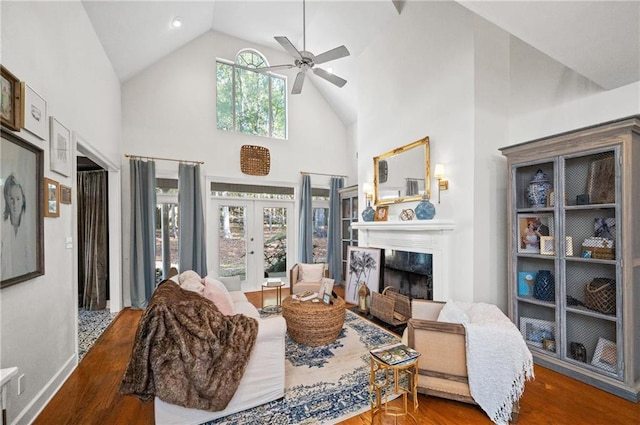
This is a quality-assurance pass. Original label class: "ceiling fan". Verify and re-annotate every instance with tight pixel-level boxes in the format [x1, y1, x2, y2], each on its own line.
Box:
[258, 0, 350, 95]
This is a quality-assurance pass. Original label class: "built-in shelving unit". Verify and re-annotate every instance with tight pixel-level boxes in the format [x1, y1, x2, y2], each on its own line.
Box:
[339, 185, 359, 282]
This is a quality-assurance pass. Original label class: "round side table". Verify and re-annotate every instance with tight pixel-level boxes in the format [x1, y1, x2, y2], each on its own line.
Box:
[369, 354, 419, 424]
[261, 280, 285, 313]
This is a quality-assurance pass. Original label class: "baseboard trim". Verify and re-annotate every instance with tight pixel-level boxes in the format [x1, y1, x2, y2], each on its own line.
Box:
[11, 353, 77, 425]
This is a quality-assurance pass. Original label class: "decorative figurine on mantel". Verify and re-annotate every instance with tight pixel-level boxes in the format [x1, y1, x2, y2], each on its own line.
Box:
[400, 209, 415, 221]
[415, 196, 436, 220]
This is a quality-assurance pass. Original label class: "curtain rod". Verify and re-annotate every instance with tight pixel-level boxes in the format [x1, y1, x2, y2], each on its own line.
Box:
[300, 171, 347, 178]
[125, 153, 204, 165]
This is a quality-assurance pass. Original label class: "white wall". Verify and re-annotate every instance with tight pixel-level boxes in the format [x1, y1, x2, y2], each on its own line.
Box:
[0, 2, 122, 424]
[120, 30, 351, 302]
[357, 1, 477, 303]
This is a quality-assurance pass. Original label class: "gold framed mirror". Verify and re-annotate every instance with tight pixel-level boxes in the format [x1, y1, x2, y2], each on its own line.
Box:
[373, 136, 430, 205]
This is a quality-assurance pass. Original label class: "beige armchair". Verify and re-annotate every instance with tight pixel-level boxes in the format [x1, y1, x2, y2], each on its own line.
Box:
[289, 263, 329, 295]
[406, 300, 520, 423]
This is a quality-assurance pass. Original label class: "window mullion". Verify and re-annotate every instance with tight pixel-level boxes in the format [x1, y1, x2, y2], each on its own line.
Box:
[268, 76, 273, 137]
[232, 64, 237, 131]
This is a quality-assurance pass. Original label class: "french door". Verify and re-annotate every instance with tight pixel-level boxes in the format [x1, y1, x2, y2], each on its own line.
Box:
[210, 199, 293, 292]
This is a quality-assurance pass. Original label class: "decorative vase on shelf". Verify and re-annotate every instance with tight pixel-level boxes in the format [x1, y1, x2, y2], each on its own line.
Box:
[533, 270, 555, 302]
[526, 169, 552, 208]
[361, 205, 375, 222]
[415, 197, 436, 220]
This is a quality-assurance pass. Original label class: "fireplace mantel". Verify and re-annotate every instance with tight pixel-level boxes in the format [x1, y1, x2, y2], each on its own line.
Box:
[352, 220, 455, 301]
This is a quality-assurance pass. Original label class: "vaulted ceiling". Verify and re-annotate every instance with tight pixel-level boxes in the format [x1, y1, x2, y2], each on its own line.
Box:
[82, 1, 640, 125]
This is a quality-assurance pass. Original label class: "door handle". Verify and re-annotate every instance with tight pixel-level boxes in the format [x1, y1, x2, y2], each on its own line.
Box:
[250, 251, 255, 254]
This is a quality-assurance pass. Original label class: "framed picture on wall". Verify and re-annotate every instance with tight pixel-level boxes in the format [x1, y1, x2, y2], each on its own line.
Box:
[21, 82, 47, 140]
[1, 66, 22, 131]
[44, 178, 60, 218]
[49, 116, 71, 177]
[345, 246, 382, 304]
[1, 129, 44, 288]
[60, 185, 72, 204]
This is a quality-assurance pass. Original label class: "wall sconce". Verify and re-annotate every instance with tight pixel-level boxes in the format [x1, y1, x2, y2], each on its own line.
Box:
[434, 164, 448, 204]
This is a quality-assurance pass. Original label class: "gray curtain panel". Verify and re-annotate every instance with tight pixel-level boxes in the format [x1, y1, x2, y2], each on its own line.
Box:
[130, 159, 156, 309]
[327, 177, 344, 283]
[406, 178, 419, 196]
[77, 170, 108, 310]
[298, 174, 313, 263]
[178, 163, 208, 277]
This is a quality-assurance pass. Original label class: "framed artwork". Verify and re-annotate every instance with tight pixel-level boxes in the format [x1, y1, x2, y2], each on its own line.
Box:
[374, 206, 389, 222]
[1, 66, 22, 131]
[49, 117, 71, 177]
[345, 246, 382, 304]
[1, 129, 44, 288]
[318, 277, 334, 300]
[517, 213, 553, 253]
[44, 177, 60, 218]
[20, 83, 47, 140]
[587, 156, 615, 204]
[519, 317, 555, 349]
[591, 337, 617, 373]
[540, 236, 555, 255]
[60, 185, 72, 204]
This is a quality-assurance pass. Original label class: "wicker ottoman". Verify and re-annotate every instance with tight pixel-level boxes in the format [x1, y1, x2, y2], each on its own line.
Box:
[282, 296, 346, 346]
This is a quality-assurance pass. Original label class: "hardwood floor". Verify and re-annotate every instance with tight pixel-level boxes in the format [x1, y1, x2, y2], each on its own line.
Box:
[35, 287, 639, 424]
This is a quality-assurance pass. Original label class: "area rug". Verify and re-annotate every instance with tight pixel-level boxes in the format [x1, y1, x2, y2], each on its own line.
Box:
[203, 309, 401, 425]
[78, 308, 117, 360]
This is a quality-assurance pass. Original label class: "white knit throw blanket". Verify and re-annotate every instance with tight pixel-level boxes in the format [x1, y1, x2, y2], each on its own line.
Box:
[457, 302, 534, 425]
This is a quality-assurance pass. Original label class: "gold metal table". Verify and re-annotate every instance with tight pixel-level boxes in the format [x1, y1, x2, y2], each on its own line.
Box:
[369, 354, 419, 424]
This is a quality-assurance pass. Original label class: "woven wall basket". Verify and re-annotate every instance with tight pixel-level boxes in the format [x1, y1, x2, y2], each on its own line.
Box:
[240, 145, 270, 176]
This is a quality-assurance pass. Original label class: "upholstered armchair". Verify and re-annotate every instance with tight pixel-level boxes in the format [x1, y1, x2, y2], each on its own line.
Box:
[405, 300, 522, 424]
[289, 263, 329, 294]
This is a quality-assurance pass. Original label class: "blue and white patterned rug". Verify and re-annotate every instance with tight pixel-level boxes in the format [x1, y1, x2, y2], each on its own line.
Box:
[78, 308, 117, 360]
[203, 310, 400, 425]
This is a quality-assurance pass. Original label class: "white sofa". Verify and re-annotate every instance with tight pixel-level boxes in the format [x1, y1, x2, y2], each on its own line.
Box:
[154, 275, 287, 425]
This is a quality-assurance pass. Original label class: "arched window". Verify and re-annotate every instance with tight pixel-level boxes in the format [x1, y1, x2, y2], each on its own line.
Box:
[217, 49, 287, 139]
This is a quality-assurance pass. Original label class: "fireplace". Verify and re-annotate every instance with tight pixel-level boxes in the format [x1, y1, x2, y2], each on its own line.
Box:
[383, 250, 433, 300]
[351, 220, 455, 301]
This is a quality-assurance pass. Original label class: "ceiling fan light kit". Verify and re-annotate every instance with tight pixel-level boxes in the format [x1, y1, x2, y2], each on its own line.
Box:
[262, 0, 350, 95]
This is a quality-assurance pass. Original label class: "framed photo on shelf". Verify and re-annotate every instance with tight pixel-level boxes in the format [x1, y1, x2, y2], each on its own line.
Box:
[591, 337, 617, 373]
[20, 83, 47, 140]
[60, 185, 72, 204]
[49, 117, 72, 177]
[44, 177, 60, 218]
[1, 66, 22, 131]
[517, 213, 553, 253]
[519, 317, 555, 349]
[540, 236, 555, 255]
[345, 246, 381, 304]
[587, 156, 615, 204]
[374, 205, 389, 222]
[1, 129, 44, 288]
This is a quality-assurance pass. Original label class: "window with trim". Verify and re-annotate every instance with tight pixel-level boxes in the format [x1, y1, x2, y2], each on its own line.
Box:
[311, 188, 330, 263]
[217, 50, 287, 139]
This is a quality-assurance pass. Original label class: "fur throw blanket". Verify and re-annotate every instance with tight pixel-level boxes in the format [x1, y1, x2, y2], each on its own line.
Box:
[120, 280, 258, 411]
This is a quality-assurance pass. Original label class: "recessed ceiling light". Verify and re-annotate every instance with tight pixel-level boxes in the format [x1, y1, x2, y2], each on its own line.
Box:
[171, 17, 182, 28]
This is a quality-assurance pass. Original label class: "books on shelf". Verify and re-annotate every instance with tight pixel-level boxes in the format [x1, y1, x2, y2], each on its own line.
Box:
[370, 342, 420, 365]
[292, 291, 318, 302]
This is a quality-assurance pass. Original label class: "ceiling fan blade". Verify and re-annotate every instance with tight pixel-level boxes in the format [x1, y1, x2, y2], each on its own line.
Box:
[254, 64, 296, 73]
[312, 67, 347, 88]
[314, 45, 350, 65]
[274, 36, 303, 61]
[291, 71, 306, 94]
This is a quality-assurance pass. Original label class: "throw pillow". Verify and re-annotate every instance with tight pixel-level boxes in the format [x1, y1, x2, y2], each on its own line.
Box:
[179, 270, 201, 284]
[202, 277, 235, 316]
[299, 263, 325, 282]
[218, 275, 242, 292]
[437, 300, 470, 324]
[180, 277, 204, 295]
